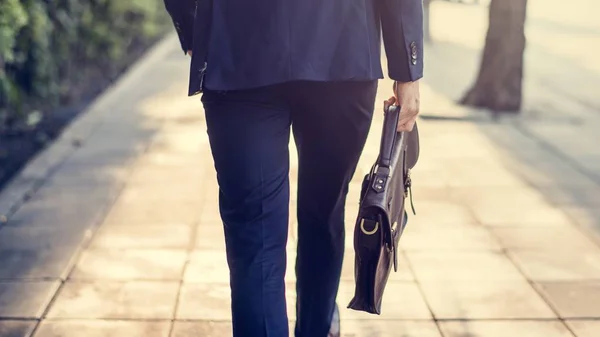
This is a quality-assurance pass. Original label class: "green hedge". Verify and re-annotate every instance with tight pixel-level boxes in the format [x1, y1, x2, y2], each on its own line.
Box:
[0, 0, 170, 128]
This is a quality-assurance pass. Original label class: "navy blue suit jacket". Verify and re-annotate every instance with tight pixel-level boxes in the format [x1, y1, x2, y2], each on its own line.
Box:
[164, 0, 424, 96]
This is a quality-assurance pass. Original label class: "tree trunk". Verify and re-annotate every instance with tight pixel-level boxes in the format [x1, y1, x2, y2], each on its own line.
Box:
[460, 0, 528, 112]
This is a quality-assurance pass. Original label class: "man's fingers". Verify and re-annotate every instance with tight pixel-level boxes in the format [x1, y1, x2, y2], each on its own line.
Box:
[397, 120, 416, 132]
[397, 124, 410, 132]
[384, 97, 396, 111]
[398, 114, 417, 125]
[393, 80, 420, 131]
[398, 106, 418, 122]
[397, 114, 417, 132]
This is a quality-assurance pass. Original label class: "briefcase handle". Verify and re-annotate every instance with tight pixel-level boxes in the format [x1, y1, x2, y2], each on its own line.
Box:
[377, 105, 406, 169]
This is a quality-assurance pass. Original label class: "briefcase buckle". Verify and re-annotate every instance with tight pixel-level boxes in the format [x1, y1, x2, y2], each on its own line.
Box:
[359, 219, 379, 235]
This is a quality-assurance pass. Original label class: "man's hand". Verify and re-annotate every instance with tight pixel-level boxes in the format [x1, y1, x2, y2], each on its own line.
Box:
[385, 80, 420, 132]
[187, 50, 193, 56]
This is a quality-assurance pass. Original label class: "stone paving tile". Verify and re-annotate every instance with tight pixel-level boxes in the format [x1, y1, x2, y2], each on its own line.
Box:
[419, 280, 556, 319]
[539, 187, 600, 207]
[341, 251, 414, 282]
[401, 187, 457, 204]
[70, 248, 187, 280]
[509, 250, 600, 281]
[470, 203, 574, 227]
[562, 207, 600, 236]
[35, 320, 171, 337]
[340, 320, 442, 337]
[337, 281, 432, 320]
[446, 165, 526, 188]
[47, 281, 179, 319]
[450, 182, 547, 198]
[0, 225, 90, 250]
[450, 186, 550, 210]
[6, 180, 119, 231]
[176, 283, 232, 320]
[401, 200, 478, 227]
[90, 224, 192, 248]
[6, 197, 107, 230]
[406, 251, 524, 281]
[177, 283, 299, 322]
[289, 202, 298, 225]
[21, 178, 120, 206]
[491, 227, 600, 251]
[117, 184, 205, 205]
[401, 226, 501, 251]
[0, 247, 77, 280]
[565, 320, 600, 337]
[283, 248, 411, 283]
[195, 223, 226, 250]
[65, 145, 141, 166]
[171, 321, 233, 337]
[285, 252, 298, 283]
[102, 199, 201, 226]
[172, 319, 444, 337]
[287, 226, 298, 245]
[344, 208, 360, 226]
[0, 281, 60, 318]
[147, 131, 208, 155]
[0, 320, 36, 337]
[184, 250, 230, 283]
[120, 180, 209, 201]
[135, 151, 207, 168]
[517, 156, 599, 190]
[127, 167, 206, 186]
[438, 320, 574, 337]
[199, 207, 222, 224]
[405, 169, 451, 188]
[77, 124, 153, 147]
[536, 282, 600, 318]
[46, 163, 130, 188]
[171, 321, 302, 337]
[200, 200, 220, 212]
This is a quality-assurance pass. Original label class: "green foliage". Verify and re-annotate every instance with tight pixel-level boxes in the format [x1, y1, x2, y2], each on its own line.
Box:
[0, 0, 169, 128]
[0, 0, 27, 62]
[0, 0, 27, 119]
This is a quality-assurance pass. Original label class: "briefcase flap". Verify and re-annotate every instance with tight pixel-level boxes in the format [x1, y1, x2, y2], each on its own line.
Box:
[406, 123, 419, 169]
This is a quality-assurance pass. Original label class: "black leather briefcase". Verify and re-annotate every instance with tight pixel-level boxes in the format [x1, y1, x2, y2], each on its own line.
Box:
[347, 104, 420, 315]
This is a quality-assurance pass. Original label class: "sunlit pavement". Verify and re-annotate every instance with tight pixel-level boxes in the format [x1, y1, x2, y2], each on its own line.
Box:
[0, 5, 600, 336]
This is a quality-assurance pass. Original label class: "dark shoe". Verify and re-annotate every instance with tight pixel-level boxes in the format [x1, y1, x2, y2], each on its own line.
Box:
[328, 304, 340, 337]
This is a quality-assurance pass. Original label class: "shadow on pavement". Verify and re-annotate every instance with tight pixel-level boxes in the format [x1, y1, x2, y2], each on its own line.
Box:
[422, 38, 600, 237]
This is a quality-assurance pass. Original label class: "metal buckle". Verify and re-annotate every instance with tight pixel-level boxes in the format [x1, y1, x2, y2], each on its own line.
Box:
[360, 219, 379, 235]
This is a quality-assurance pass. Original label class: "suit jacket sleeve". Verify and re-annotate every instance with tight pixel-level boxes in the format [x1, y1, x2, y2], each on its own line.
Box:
[379, 0, 424, 82]
[163, 0, 197, 54]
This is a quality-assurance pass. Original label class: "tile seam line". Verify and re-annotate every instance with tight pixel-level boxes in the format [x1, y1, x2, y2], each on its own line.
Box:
[457, 190, 576, 333]
[168, 154, 213, 337]
[26, 121, 164, 337]
[400, 249, 445, 337]
[484, 229, 578, 337]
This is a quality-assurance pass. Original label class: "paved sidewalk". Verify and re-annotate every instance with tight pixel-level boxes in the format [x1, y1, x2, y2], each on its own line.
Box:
[1, 24, 600, 337]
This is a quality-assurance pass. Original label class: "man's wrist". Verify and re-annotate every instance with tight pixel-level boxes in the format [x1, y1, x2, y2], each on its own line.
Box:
[395, 79, 419, 85]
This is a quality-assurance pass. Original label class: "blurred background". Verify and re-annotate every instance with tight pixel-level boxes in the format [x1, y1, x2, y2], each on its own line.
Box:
[1, 0, 600, 336]
[1, 0, 171, 188]
[2, 0, 599, 190]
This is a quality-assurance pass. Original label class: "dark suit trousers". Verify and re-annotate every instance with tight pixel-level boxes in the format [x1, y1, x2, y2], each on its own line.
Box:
[202, 80, 377, 337]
